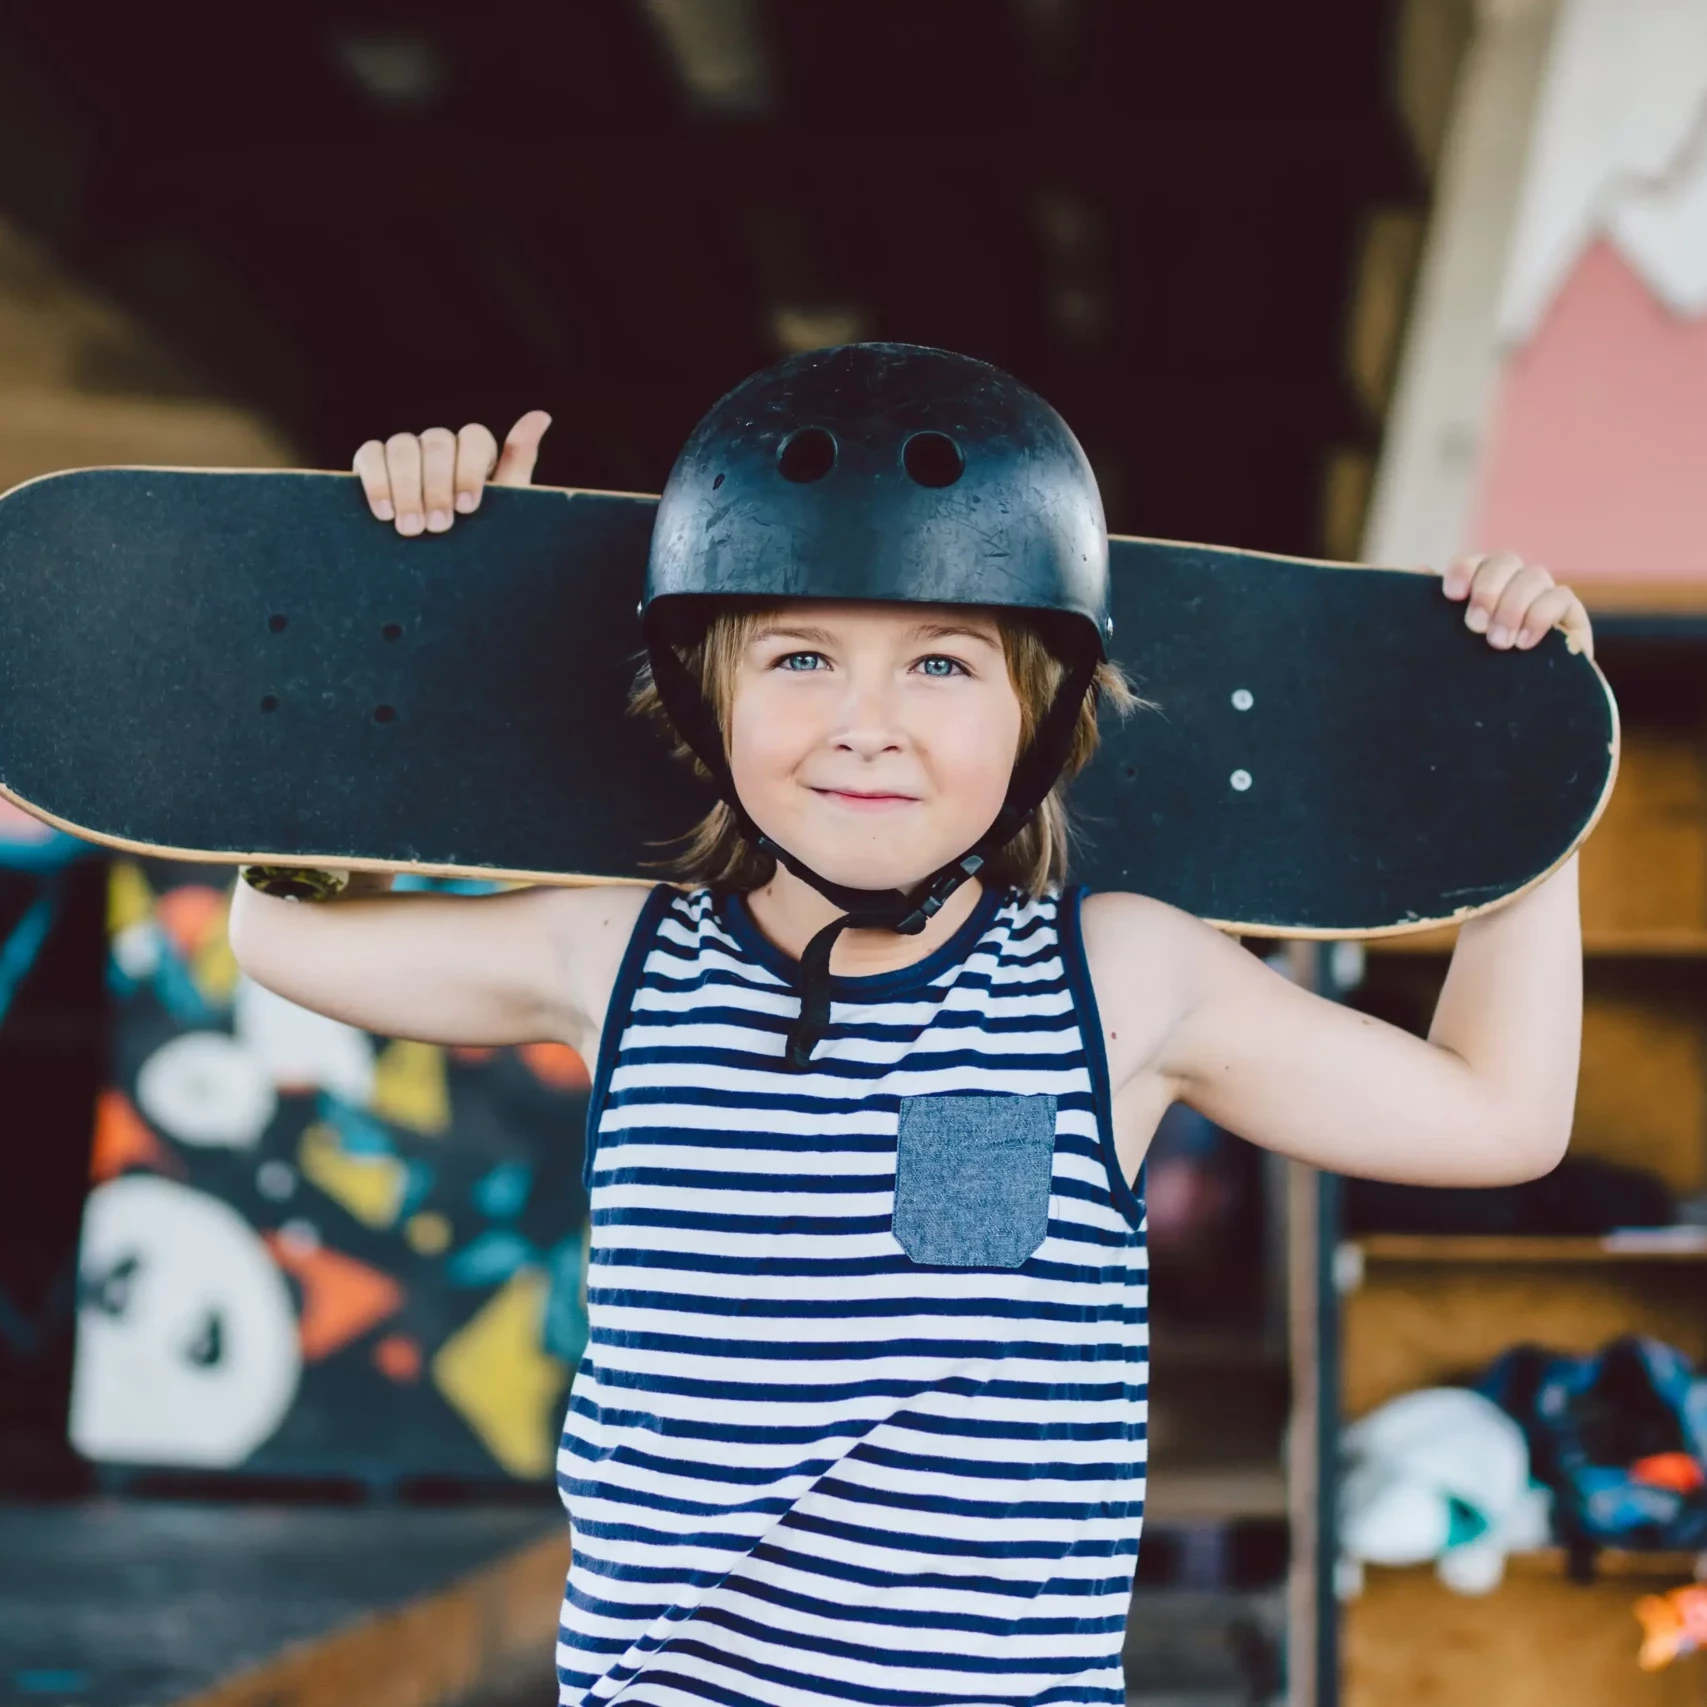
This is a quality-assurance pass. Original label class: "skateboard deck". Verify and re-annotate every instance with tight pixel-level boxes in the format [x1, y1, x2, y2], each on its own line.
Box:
[0, 467, 1618, 939]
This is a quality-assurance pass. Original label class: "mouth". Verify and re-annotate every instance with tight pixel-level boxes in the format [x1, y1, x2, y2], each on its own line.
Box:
[811, 787, 920, 808]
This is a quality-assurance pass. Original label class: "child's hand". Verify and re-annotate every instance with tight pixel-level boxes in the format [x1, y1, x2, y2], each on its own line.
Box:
[1440, 551, 1594, 660]
[353, 410, 551, 537]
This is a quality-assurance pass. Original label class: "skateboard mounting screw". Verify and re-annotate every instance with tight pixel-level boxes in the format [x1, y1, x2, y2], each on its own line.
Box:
[1231, 689, 1253, 711]
[267, 613, 287, 634]
[1230, 769, 1252, 792]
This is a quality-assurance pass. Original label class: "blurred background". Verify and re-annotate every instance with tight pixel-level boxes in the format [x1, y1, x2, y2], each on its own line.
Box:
[3, 3, 1707, 1706]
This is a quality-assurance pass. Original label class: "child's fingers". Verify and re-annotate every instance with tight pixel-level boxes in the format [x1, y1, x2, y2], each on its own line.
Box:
[1460, 550, 1527, 635]
[383, 434, 425, 536]
[1516, 586, 1594, 659]
[352, 439, 394, 521]
[1513, 585, 1574, 649]
[492, 410, 552, 487]
[454, 423, 499, 513]
[1485, 562, 1554, 648]
[419, 428, 457, 532]
[1440, 555, 1480, 600]
[1561, 597, 1594, 659]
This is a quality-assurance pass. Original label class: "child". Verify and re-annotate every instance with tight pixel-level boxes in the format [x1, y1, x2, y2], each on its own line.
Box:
[230, 344, 1591, 1705]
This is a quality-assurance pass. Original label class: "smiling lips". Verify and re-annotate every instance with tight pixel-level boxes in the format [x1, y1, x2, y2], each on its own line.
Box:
[812, 787, 919, 809]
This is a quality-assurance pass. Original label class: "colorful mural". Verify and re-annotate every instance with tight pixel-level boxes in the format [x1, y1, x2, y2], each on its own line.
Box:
[0, 800, 83, 1025]
[71, 860, 592, 1482]
[0, 799, 98, 1436]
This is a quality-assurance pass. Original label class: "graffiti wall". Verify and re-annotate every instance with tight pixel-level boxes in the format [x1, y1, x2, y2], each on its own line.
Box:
[0, 801, 105, 1487]
[72, 859, 592, 1483]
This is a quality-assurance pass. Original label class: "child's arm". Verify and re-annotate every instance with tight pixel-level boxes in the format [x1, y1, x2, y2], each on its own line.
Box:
[1090, 858, 1579, 1186]
[1089, 552, 1591, 1188]
[229, 408, 649, 1059]
[228, 876, 649, 1057]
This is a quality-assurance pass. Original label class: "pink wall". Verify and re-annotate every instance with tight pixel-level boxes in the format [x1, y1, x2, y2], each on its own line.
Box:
[1471, 238, 1707, 582]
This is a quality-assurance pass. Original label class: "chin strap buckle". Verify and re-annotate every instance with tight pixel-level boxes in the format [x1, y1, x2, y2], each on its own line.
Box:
[893, 853, 985, 936]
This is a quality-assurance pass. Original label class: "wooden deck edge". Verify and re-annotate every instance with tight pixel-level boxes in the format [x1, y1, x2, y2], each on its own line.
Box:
[174, 1531, 568, 1707]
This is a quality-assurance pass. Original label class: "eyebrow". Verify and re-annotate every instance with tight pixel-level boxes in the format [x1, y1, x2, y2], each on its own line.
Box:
[750, 621, 999, 649]
[910, 621, 1000, 647]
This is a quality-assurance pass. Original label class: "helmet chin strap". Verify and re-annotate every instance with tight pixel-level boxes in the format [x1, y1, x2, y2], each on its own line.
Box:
[755, 837, 988, 1070]
[644, 622, 1098, 1069]
[752, 829, 984, 935]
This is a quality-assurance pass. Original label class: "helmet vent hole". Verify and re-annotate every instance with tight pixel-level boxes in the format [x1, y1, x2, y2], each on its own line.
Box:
[902, 431, 964, 488]
[712, 473, 725, 489]
[776, 427, 837, 484]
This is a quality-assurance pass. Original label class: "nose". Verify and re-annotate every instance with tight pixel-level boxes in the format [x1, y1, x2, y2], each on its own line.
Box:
[830, 674, 904, 758]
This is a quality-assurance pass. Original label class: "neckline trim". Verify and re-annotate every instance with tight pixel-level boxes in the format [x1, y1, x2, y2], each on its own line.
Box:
[719, 882, 1007, 997]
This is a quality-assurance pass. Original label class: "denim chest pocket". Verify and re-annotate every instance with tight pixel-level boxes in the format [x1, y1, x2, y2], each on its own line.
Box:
[891, 1093, 1057, 1269]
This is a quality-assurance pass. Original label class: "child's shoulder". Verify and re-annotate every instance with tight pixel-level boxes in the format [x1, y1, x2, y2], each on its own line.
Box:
[1076, 886, 1224, 991]
[1078, 884, 1206, 939]
[1073, 888, 1222, 1082]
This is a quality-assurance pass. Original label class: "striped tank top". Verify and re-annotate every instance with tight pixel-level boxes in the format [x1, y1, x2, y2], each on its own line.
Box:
[556, 881, 1148, 1706]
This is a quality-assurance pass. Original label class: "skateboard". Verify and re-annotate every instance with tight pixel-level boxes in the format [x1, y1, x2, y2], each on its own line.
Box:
[0, 467, 1618, 939]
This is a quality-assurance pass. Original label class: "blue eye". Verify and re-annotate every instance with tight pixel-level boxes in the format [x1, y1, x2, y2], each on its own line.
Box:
[918, 655, 966, 678]
[778, 651, 826, 672]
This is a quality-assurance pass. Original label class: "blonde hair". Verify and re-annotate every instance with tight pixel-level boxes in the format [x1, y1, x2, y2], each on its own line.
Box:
[629, 606, 1141, 897]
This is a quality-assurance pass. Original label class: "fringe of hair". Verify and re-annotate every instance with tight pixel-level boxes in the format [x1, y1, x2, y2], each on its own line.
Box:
[628, 606, 1144, 897]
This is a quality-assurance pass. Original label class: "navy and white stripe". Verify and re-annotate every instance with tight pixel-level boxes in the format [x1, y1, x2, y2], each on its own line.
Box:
[556, 882, 1148, 1706]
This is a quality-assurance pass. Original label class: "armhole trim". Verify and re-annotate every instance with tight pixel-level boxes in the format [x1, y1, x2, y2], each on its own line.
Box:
[1058, 884, 1147, 1234]
[582, 883, 679, 1195]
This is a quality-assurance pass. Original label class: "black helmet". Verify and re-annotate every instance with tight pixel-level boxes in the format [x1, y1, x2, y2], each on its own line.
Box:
[642, 342, 1110, 1066]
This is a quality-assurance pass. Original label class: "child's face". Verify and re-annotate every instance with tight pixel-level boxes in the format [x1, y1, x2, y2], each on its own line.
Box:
[727, 601, 1023, 893]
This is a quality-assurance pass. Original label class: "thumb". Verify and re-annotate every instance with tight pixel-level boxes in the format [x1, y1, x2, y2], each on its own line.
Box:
[492, 409, 552, 486]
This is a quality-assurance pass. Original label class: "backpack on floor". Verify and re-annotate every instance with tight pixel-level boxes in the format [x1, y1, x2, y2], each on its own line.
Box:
[1477, 1335, 1707, 1579]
